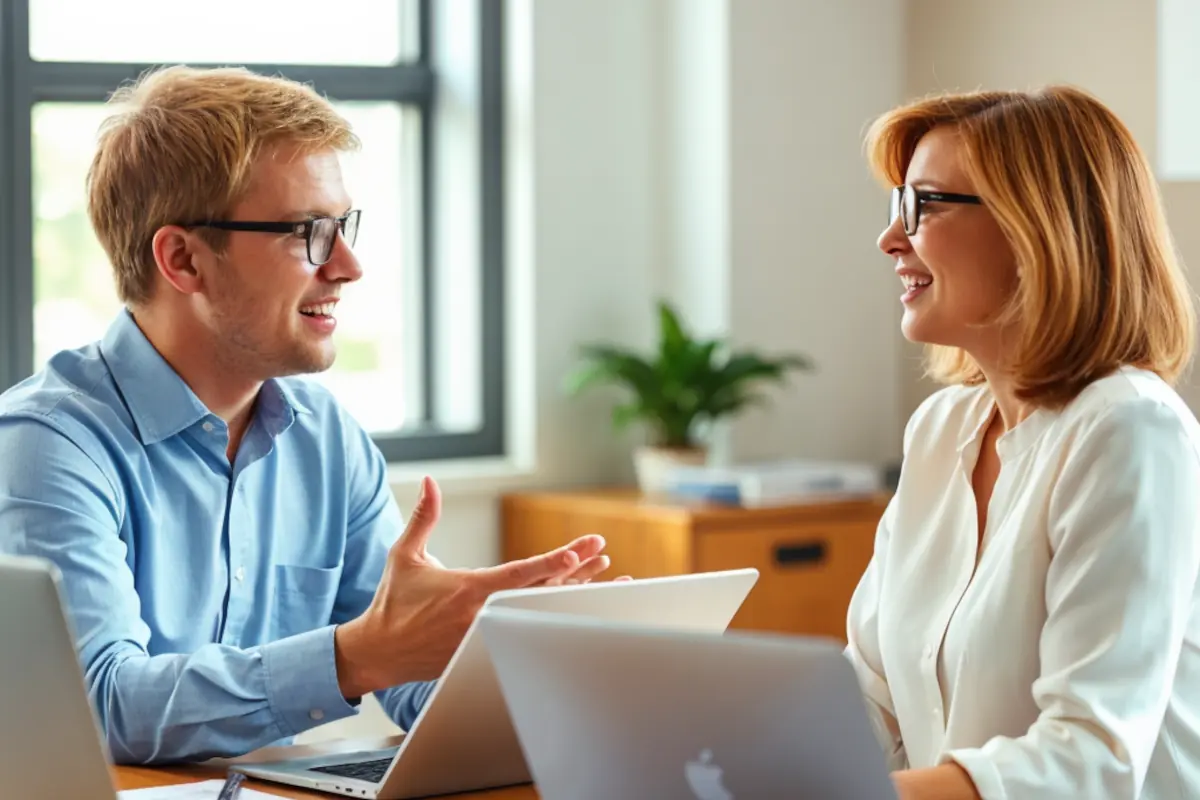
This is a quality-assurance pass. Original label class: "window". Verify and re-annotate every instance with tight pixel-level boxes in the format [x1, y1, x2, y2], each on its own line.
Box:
[1, 0, 505, 462]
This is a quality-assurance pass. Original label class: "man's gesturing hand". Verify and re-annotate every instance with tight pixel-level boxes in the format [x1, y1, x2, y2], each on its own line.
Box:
[335, 476, 611, 698]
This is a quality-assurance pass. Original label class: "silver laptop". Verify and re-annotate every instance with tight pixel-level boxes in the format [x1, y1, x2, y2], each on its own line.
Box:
[0, 555, 119, 799]
[233, 568, 759, 798]
[477, 606, 898, 800]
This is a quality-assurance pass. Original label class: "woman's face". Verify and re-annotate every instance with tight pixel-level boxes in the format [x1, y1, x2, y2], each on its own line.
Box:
[877, 126, 1018, 359]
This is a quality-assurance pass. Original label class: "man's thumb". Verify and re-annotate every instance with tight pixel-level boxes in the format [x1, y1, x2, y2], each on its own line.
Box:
[396, 476, 441, 556]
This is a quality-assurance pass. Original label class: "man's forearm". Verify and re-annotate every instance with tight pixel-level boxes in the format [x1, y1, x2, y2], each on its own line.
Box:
[88, 627, 357, 764]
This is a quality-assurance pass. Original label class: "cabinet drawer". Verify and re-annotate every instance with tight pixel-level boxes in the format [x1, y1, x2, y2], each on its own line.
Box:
[695, 519, 877, 640]
[501, 499, 693, 578]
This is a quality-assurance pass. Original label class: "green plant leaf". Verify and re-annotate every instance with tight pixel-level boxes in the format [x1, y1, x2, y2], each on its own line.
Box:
[563, 345, 659, 398]
[657, 301, 689, 363]
[563, 298, 815, 446]
[611, 402, 645, 430]
[704, 387, 772, 417]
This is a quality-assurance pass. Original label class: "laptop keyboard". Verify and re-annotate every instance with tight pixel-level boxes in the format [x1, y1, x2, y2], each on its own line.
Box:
[311, 757, 393, 784]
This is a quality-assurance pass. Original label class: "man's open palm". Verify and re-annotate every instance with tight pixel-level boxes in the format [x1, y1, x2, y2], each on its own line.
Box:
[335, 476, 615, 697]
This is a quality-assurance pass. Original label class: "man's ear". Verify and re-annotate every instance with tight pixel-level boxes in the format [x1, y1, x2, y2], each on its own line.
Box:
[151, 225, 208, 295]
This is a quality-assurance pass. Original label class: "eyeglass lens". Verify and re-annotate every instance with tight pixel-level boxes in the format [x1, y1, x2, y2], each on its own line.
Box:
[888, 186, 918, 234]
[309, 212, 360, 265]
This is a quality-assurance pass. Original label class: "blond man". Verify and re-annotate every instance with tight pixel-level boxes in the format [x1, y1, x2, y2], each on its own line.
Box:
[0, 66, 611, 764]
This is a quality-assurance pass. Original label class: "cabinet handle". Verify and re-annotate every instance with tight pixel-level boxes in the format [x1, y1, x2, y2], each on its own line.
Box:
[774, 541, 827, 567]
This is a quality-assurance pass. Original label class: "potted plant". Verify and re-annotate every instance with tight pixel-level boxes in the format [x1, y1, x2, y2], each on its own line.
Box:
[564, 300, 813, 493]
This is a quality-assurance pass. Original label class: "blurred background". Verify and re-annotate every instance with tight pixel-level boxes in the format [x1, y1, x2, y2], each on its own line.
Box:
[4, 0, 1196, 739]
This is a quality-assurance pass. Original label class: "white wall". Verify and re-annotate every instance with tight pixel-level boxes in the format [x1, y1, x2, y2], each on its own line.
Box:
[659, 0, 907, 467]
[903, 0, 1200, 417]
[660, 0, 731, 339]
[725, 0, 905, 464]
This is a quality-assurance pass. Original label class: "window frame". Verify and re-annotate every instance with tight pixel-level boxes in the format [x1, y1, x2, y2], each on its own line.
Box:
[0, 0, 506, 463]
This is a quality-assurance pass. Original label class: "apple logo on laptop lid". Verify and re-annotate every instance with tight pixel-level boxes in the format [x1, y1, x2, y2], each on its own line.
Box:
[685, 749, 733, 800]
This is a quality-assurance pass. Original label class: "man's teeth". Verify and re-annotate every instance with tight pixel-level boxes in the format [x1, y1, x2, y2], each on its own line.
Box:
[902, 276, 932, 290]
[300, 302, 336, 316]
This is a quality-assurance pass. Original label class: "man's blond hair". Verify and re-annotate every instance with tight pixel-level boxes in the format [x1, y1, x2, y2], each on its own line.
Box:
[87, 65, 360, 305]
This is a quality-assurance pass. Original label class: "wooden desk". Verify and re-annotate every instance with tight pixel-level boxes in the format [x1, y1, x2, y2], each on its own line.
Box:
[112, 765, 540, 798]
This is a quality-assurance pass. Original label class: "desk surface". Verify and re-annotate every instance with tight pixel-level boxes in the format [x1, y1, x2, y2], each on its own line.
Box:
[112, 765, 540, 798]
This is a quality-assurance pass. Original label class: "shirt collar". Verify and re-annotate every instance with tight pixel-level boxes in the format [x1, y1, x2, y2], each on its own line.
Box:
[270, 378, 312, 418]
[955, 383, 1054, 462]
[99, 309, 310, 446]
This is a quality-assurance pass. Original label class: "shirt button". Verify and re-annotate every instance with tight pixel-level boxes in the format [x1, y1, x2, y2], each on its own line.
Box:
[202, 421, 215, 433]
[309, 709, 325, 721]
[235, 566, 246, 582]
[924, 645, 934, 659]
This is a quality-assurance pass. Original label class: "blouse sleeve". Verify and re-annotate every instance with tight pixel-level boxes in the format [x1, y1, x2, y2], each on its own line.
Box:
[943, 398, 1200, 799]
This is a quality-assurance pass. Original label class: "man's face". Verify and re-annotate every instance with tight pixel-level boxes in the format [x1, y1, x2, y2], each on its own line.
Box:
[197, 143, 362, 380]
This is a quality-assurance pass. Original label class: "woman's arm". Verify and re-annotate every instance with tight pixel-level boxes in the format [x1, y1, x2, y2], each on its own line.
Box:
[892, 763, 981, 800]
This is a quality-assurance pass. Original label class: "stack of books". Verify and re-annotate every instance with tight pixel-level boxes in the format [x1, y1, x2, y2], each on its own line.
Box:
[664, 459, 884, 506]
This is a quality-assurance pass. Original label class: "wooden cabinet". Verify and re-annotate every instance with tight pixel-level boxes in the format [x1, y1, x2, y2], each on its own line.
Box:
[500, 489, 889, 642]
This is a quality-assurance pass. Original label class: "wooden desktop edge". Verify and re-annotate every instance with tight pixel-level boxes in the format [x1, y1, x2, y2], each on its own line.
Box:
[112, 764, 541, 798]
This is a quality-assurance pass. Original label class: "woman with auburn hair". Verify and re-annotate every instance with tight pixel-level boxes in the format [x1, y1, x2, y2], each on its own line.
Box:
[846, 85, 1200, 800]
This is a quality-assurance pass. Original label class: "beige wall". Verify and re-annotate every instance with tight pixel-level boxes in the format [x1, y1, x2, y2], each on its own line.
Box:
[660, 0, 907, 466]
[726, 0, 906, 464]
[903, 0, 1200, 417]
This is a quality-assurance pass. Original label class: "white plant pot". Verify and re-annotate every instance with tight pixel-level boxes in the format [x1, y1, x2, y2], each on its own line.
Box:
[633, 445, 708, 494]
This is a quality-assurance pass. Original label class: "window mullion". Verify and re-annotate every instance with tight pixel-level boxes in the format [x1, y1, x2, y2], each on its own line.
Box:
[478, 0, 506, 456]
[7, 0, 34, 387]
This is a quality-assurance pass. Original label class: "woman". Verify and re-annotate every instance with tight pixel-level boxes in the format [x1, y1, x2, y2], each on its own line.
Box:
[847, 86, 1200, 800]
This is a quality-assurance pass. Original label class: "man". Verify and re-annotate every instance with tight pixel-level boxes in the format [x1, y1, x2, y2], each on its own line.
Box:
[0, 66, 611, 765]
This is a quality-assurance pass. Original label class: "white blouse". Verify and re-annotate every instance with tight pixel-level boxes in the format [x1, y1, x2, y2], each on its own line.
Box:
[845, 366, 1200, 799]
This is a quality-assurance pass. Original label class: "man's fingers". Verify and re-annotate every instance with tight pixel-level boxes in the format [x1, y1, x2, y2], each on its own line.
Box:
[394, 476, 442, 559]
[560, 554, 611, 584]
[477, 547, 580, 590]
[562, 534, 606, 564]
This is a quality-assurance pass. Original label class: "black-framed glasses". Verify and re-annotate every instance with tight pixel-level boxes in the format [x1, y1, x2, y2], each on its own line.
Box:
[889, 185, 981, 235]
[179, 209, 361, 267]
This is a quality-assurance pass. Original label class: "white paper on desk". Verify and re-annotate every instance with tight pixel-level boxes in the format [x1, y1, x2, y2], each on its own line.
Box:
[117, 778, 279, 799]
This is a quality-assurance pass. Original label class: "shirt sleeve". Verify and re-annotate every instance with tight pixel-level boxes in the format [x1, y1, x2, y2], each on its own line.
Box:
[0, 416, 358, 765]
[845, 496, 908, 771]
[336, 415, 437, 731]
[943, 398, 1200, 799]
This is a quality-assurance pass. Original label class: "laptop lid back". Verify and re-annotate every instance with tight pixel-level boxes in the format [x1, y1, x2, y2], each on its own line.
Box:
[0, 555, 116, 800]
[376, 569, 759, 797]
[479, 607, 898, 800]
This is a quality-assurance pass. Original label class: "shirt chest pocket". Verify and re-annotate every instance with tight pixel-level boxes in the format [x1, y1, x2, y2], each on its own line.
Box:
[270, 563, 342, 639]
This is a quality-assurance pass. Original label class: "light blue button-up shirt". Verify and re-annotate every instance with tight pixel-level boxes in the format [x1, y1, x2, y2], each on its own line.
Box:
[0, 309, 434, 764]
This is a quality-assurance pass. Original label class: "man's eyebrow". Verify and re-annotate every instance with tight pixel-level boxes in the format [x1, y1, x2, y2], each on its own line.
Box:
[285, 206, 354, 220]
